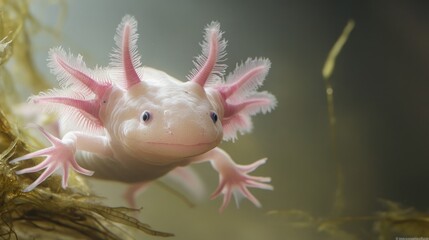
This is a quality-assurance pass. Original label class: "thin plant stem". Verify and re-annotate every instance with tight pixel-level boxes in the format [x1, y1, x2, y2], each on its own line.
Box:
[321, 19, 355, 216]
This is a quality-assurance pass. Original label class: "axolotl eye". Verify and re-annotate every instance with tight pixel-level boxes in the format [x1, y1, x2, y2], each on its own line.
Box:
[141, 111, 151, 122]
[210, 111, 218, 123]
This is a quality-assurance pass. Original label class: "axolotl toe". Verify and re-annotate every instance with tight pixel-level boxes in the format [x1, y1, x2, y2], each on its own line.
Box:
[12, 15, 277, 212]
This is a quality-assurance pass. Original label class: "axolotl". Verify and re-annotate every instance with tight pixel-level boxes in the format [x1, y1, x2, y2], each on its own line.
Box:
[12, 15, 277, 212]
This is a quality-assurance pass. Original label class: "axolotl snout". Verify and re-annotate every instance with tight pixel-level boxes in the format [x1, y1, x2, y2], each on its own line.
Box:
[12, 15, 277, 212]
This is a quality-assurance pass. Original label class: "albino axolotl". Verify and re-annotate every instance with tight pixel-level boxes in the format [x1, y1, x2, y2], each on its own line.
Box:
[12, 15, 277, 212]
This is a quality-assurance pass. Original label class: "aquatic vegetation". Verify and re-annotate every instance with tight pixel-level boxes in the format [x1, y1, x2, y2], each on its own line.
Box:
[269, 200, 429, 240]
[322, 19, 355, 217]
[0, 0, 172, 239]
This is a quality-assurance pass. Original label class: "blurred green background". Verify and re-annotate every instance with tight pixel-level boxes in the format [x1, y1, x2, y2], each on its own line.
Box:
[27, 0, 429, 239]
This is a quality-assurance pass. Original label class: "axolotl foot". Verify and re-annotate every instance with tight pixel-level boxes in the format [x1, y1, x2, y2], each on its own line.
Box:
[211, 158, 273, 212]
[10, 126, 94, 192]
[194, 148, 273, 212]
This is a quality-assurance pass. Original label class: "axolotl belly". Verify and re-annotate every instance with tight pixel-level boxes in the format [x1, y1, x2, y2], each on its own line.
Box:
[12, 15, 277, 212]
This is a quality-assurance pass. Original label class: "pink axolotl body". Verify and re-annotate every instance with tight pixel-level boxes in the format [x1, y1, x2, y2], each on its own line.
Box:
[12, 16, 276, 211]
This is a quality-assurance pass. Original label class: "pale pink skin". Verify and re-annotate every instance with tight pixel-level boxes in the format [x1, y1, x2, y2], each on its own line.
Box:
[11, 16, 276, 212]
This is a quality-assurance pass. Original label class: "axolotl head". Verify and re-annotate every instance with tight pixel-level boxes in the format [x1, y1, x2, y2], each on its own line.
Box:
[101, 67, 223, 164]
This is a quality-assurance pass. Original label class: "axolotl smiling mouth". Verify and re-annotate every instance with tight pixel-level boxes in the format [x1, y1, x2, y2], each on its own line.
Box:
[140, 140, 219, 159]
[145, 141, 215, 147]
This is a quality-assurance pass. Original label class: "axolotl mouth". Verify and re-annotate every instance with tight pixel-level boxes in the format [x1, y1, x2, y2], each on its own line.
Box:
[144, 141, 215, 148]
[137, 140, 218, 159]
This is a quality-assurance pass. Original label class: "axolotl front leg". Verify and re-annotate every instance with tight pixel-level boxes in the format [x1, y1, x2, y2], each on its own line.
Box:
[188, 148, 272, 212]
[11, 128, 111, 192]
